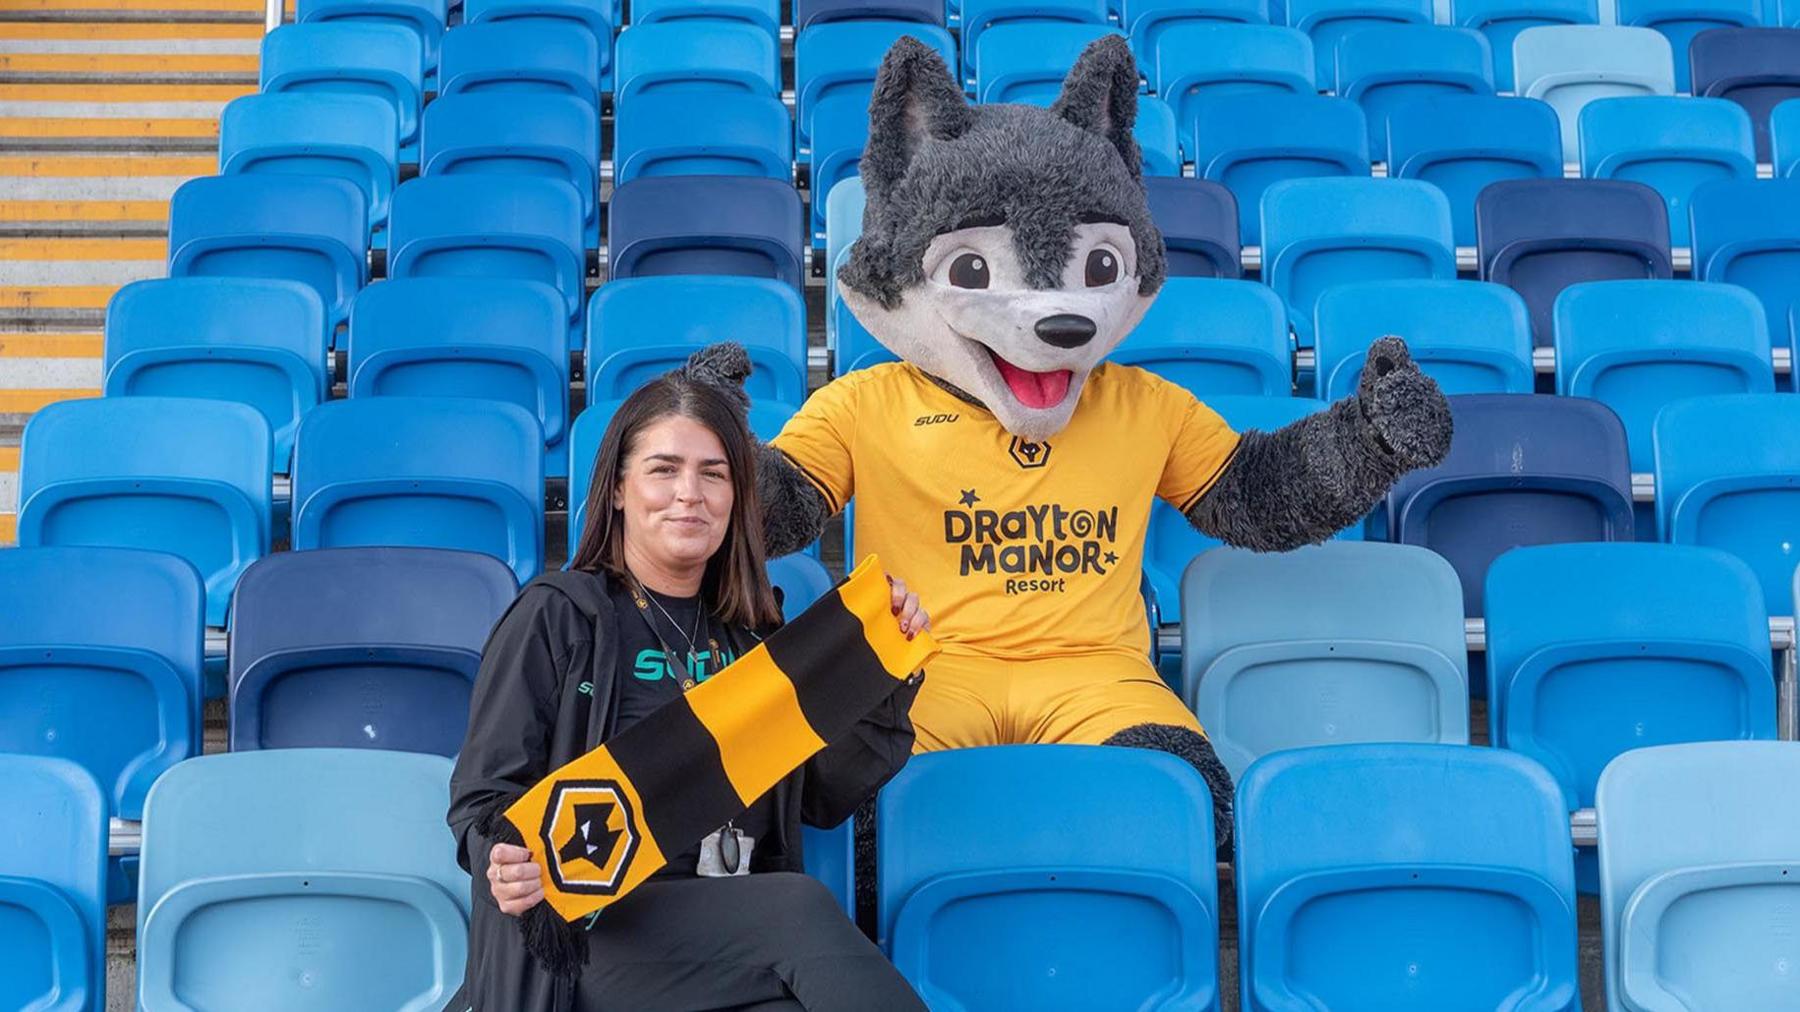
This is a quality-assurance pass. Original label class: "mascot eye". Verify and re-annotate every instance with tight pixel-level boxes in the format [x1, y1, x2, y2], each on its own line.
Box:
[1084, 247, 1121, 287]
[947, 252, 990, 290]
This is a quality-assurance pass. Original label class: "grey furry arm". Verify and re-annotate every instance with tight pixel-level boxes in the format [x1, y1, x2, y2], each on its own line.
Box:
[1187, 336, 1453, 552]
[755, 442, 832, 560]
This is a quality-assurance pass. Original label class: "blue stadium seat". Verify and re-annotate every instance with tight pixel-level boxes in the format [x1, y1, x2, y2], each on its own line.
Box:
[1555, 280, 1774, 473]
[1261, 177, 1456, 348]
[974, 23, 1124, 105]
[1487, 544, 1774, 892]
[438, 21, 604, 107]
[1125, 0, 1271, 64]
[809, 95, 869, 251]
[1334, 26, 1496, 152]
[1776, 97, 1800, 176]
[1284, 0, 1432, 83]
[1113, 278, 1290, 395]
[104, 277, 328, 474]
[795, 21, 955, 158]
[614, 21, 780, 102]
[631, 0, 780, 36]
[607, 176, 805, 292]
[801, 821, 854, 918]
[1386, 394, 1634, 617]
[298, 0, 446, 85]
[1654, 393, 1800, 613]
[1152, 24, 1316, 164]
[1235, 744, 1579, 1012]
[292, 397, 545, 586]
[462, 0, 613, 93]
[1386, 96, 1563, 247]
[1312, 279, 1534, 399]
[1690, 27, 1800, 162]
[420, 93, 600, 246]
[1475, 178, 1673, 346]
[767, 552, 835, 621]
[1136, 95, 1181, 175]
[1690, 178, 1800, 345]
[1596, 742, 1800, 1012]
[1578, 96, 1756, 246]
[614, 92, 791, 186]
[0, 754, 106, 1012]
[959, 0, 1109, 86]
[1514, 25, 1677, 154]
[348, 278, 572, 476]
[1617, 0, 1762, 92]
[136, 750, 466, 1012]
[879, 746, 1220, 1010]
[260, 23, 424, 153]
[1450, 0, 1597, 91]
[1193, 95, 1369, 247]
[1183, 543, 1468, 777]
[796, 0, 946, 28]
[17, 398, 272, 627]
[228, 547, 517, 755]
[586, 276, 807, 405]
[167, 174, 368, 335]
[219, 94, 398, 240]
[386, 176, 587, 344]
[1143, 177, 1242, 278]
[825, 174, 865, 334]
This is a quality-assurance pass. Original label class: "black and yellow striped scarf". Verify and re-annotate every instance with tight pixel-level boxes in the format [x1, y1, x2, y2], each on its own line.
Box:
[505, 555, 939, 923]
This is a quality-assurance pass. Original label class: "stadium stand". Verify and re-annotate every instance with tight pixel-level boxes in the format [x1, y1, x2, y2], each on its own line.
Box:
[1312, 279, 1535, 399]
[219, 93, 398, 242]
[1151, 23, 1317, 161]
[1615, 0, 1764, 93]
[1689, 179, 1800, 351]
[1513, 25, 1677, 154]
[0, 755, 107, 1012]
[1193, 95, 1371, 247]
[436, 22, 606, 109]
[1688, 27, 1800, 161]
[420, 92, 602, 245]
[1333, 25, 1496, 152]
[1449, 0, 1598, 91]
[1142, 177, 1244, 277]
[1385, 97, 1563, 247]
[1578, 96, 1756, 247]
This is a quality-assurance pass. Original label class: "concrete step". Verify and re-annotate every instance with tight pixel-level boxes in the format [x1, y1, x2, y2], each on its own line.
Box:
[0, 113, 219, 154]
[0, 52, 257, 84]
[0, 0, 286, 24]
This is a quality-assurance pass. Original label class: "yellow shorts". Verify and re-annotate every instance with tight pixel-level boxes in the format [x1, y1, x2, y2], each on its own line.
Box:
[909, 650, 1204, 753]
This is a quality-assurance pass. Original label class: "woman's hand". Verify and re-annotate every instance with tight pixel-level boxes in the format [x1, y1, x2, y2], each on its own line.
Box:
[488, 842, 545, 916]
[888, 575, 930, 640]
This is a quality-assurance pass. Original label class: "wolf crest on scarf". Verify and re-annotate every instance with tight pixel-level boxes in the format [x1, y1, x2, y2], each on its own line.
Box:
[686, 35, 1453, 843]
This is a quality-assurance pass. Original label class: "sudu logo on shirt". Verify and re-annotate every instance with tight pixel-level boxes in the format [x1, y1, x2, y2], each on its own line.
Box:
[944, 488, 1122, 594]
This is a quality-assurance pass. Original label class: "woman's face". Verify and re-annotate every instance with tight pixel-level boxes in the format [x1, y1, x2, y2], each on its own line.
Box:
[615, 413, 735, 575]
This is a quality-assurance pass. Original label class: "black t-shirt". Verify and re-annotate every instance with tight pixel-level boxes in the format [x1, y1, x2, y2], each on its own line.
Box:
[607, 582, 776, 878]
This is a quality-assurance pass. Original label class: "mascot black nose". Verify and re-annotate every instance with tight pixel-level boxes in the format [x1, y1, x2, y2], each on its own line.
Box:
[1035, 314, 1097, 348]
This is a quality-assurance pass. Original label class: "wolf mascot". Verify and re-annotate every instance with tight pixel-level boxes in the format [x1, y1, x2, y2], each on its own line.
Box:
[689, 35, 1452, 843]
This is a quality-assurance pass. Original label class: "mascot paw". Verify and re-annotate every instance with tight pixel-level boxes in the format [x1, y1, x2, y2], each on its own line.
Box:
[1102, 723, 1234, 857]
[1357, 336, 1453, 471]
[680, 341, 754, 416]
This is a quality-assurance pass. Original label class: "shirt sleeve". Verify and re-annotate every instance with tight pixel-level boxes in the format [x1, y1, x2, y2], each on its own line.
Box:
[770, 373, 859, 515]
[1156, 382, 1243, 512]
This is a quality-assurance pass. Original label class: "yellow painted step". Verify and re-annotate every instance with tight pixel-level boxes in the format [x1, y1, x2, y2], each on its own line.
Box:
[0, 332, 101, 357]
[0, 83, 253, 102]
[0, 200, 169, 222]
[0, 22, 263, 38]
[0, 155, 213, 177]
[0, 446, 16, 471]
[0, 117, 217, 140]
[0, 285, 118, 310]
[0, 513, 15, 546]
[0, 388, 97, 413]
[0, 54, 258, 74]
[0, 238, 165, 259]
[0, 0, 292, 10]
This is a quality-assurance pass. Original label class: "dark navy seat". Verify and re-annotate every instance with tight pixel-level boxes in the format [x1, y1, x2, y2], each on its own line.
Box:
[607, 176, 805, 292]
[1616, 0, 1763, 93]
[1192, 94, 1369, 247]
[437, 22, 603, 109]
[1690, 27, 1800, 162]
[1142, 176, 1242, 277]
[1386, 96, 1562, 247]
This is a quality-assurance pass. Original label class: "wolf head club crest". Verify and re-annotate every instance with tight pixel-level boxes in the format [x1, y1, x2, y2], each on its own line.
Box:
[540, 779, 640, 895]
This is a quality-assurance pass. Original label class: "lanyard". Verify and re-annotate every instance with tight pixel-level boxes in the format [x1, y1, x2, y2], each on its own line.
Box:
[628, 581, 722, 692]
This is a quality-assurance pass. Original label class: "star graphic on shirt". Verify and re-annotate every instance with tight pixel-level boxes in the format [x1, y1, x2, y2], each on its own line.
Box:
[958, 489, 980, 507]
[1103, 551, 1119, 565]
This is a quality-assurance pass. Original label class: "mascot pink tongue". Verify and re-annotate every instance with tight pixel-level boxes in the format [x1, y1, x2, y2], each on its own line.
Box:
[993, 358, 1072, 409]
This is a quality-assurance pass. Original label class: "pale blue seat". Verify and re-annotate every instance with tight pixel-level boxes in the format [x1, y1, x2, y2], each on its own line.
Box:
[1112, 278, 1291, 396]
[219, 93, 398, 239]
[0, 755, 106, 1012]
[1144, 176, 1243, 277]
[1313, 279, 1534, 400]
[1616, 0, 1763, 92]
[585, 276, 808, 406]
[1578, 96, 1756, 246]
[1689, 178, 1800, 346]
[824, 176, 866, 350]
[1514, 25, 1676, 154]
[1333, 25, 1496, 152]
[1284, 0, 1432, 82]
[1193, 94, 1370, 246]
[1155, 26, 1316, 165]
[1450, 0, 1597, 91]
[1386, 96, 1563, 246]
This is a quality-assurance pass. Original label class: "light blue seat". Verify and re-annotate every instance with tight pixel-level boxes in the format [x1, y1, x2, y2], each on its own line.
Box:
[613, 91, 792, 185]
[1774, 97, 1800, 176]
[420, 93, 600, 246]
[1193, 94, 1369, 246]
[1334, 25, 1496, 152]
[1153, 24, 1316, 164]
[1183, 542, 1468, 777]
[1260, 177, 1456, 348]
[260, 23, 423, 154]
[794, 21, 956, 158]
[631, 0, 780, 36]
[585, 276, 808, 405]
[1450, 0, 1597, 91]
[1135, 95, 1182, 175]
[1387, 96, 1563, 247]
[135, 750, 467, 1012]
[879, 745, 1220, 1011]
[975, 22, 1125, 105]
[17, 397, 272, 627]
[1113, 278, 1291, 395]
[1284, 0, 1432, 82]
[1654, 393, 1800, 614]
[767, 552, 836, 621]
[1578, 96, 1755, 246]
[440, 19, 604, 105]
[298, 0, 447, 85]
[462, 0, 614, 93]
[1554, 279, 1774, 473]
[104, 277, 328, 474]
[614, 21, 780, 102]
[959, 0, 1110, 86]
[1689, 178, 1800, 346]
[1515, 25, 1677, 154]
[348, 278, 571, 477]
[1597, 742, 1800, 1012]
[1235, 744, 1579, 1012]
[1616, 0, 1763, 92]
[1313, 280, 1534, 400]
[1487, 544, 1775, 893]
[825, 175, 865, 345]
[1125, 0, 1271, 63]
[0, 754, 106, 1012]
[219, 93, 398, 239]
[292, 397, 545, 587]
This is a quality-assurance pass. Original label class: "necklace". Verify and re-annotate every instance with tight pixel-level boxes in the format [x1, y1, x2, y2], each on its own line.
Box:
[631, 579, 721, 690]
[641, 584, 703, 658]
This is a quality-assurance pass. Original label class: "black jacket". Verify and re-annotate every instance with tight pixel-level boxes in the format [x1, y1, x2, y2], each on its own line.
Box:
[446, 569, 919, 1012]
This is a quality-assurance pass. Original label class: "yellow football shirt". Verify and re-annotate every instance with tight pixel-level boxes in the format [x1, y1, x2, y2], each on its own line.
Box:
[772, 362, 1241, 662]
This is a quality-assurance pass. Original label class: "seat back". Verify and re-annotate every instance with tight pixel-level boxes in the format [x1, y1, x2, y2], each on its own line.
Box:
[260, 23, 424, 145]
[794, 21, 956, 154]
[1690, 27, 1800, 161]
[614, 20, 780, 101]
[1126, 0, 1272, 61]
[420, 92, 600, 231]
[796, 0, 945, 28]
[1386, 95, 1562, 247]
[1690, 178, 1800, 343]
[1514, 25, 1676, 153]
[220, 93, 398, 232]
[1143, 177, 1241, 278]
[1153, 23, 1316, 161]
[607, 176, 805, 291]
[879, 745, 1220, 1011]
[1386, 393, 1635, 616]
[1283, 0, 1433, 81]
[1114, 278, 1289, 395]
[1653, 393, 1800, 613]
[136, 750, 467, 1012]
[1597, 742, 1800, 1012]
[297, 0, 448, 82]
[1313, 279, 1533, 400]
[437, 21, 603, 108]
[17, 397, 272, 626]
[767, 552, 835, 622]
[1449, 0, 1597, 91]
[1136, 95, 1182, 176]
[1194, 94, 1370, 247]
[0, 754, 107, 1012]
[586, 275, 807, 405]
[807, 93, 870, 249]
[1475, 177, 1673, 347]
[292, 397, 545, 586]
[1616, 0, 1763, 92]
[974, 22, 1125, 105]
[959, 0, 1109, 83]
[613, 91, 791, 185]
[1334, 25, 1495, 152]
[463, 0, 615, 91]
[1235, 744, 1579, 1012]
[1578, 96, 1756, 246]
[229, 547, 517, 755]
[631, 0, 780, 36]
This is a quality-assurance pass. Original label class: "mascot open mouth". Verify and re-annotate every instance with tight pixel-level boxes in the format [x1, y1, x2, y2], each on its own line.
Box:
[987, 350, 1073, 410]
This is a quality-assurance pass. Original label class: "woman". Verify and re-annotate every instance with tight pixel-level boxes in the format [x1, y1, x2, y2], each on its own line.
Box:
[446, 370, 930, 1011]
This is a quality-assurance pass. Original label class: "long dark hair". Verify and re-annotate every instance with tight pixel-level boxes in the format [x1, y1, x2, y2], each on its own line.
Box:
[569, 374, 783, 631]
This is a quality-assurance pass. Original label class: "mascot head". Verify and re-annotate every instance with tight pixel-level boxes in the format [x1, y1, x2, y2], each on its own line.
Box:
[838, 34, 1166, 443]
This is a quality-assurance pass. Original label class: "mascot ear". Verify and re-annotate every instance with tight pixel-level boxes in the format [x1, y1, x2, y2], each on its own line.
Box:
[863, 36, 974, 200]
[1049, 35, 1143, 178]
